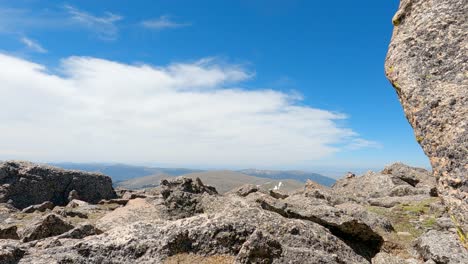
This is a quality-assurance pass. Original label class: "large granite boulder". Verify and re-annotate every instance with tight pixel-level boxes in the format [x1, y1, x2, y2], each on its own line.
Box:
[385, 0, 467, 231]
[332, 163, 437, 207]
[0, 161, 116, 209]
[414, 230, 468, 263]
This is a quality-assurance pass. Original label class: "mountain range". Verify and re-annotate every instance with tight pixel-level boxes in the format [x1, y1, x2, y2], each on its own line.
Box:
[51, 163, 336, 191]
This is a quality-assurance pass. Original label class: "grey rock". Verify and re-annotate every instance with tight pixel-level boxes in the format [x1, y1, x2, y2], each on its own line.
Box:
[235, 230, 282, 264]
[98, 198, 129, 206]
[57, 224, 102, 239]
[385, 0, 468, 230]
[269, 190, 288, 199]
[0, 241, 24, 264]
[435, 217, 455, 231]
[228, 184, 259, 197]
[372, 252, 415, 264]
[121, 191, 147, 200]
[0, 225, 19, 240]
[382, 163, 434, 188]
[0, 161, 117, 209]
[253, 192, 385, 259]
[368, 195, 431, 208]
[333, 167, 436, 207]
[66, 199, 89, 208]
[335, 203, 394, 233]
[68, 190, 79, 202]
[20, 213, 74, 242]
[414, 230, 468, 264]
[160, 177, 218, 220]
[19, 208, 370, 264]
[21, 201, 55, 213]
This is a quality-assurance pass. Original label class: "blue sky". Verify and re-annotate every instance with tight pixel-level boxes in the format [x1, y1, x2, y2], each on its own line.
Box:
[0, 0, 430, 176]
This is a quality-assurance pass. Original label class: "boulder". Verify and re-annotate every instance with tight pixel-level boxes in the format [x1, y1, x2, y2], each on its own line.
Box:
[235, 230, 282, 264]
[20, 213, 74, 242]
[21, 201, 55, 213]
[57, 224, 102, 239]
[385, 0, 467, 230]
[372, 252, 418, 264]
[0, 241, 24, 264]
[414, 230, 468, 264]
[98, 198, 129, 206]
[66, 199, 89, 209]
[0, 225, 19, 240]
[0, 161, 117, 209]
[227, 184, 259, 197]
[333, 168, 437, 207]
[253, 192, 386, 259]
[159, 177, 218, 220]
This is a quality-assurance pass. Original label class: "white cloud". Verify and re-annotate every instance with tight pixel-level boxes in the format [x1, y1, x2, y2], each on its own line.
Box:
[0, 53, 377, 167]
[20, 37, 47, 53]
[64, 5, 122, 40]
[142, 15, 190, 30]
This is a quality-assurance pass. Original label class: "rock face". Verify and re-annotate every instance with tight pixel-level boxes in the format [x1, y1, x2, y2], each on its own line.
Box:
[0, 161, 117, 209]
[385, 0, 468, 231]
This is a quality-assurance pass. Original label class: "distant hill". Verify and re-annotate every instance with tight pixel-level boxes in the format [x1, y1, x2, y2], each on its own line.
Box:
[116, 170, 305, 193]
[51, 163, 335, 189]
[239, 169, 335, 187]
[50, 163, 202, 182]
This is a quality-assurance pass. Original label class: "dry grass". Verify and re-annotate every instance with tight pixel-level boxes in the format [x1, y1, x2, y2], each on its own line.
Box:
[367, 197, 444, 257]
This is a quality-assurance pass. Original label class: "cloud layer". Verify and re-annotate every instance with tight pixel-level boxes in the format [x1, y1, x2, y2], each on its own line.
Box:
[0, 53, 375, 167]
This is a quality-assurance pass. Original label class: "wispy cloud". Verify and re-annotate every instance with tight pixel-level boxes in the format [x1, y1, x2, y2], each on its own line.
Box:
[0, 53, 378, 167]
[142, 15, 191, 30]
[64, 5, 123, 40]
[20, 37, 47, 53]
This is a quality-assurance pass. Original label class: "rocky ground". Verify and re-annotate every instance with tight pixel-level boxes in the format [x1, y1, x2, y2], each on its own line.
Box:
[1, 161, 467, 263]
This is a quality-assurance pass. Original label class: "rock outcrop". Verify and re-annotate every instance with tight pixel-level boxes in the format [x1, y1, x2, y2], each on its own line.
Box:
[0, 161, 116, 209]
[332, 163, 437, 207]
[0, 162, 461, 263]
[385, 0, 468, 232]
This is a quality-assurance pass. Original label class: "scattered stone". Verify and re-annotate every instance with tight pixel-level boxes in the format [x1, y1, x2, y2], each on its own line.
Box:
[21, 201, 55, 213]
[68, 190, 79, 202]
[66, 199, 89, 208]
[269, 189, 288, 199]
[0, 225, 19, 240]
[227, 184, 259, 197]
[57, 224, 102, 239]
[235, 230, 282, 264]
[121, 192, 147, 200]
[98, 198, 129, 206]
[20, 213, 74, 242]
[372, 252, 414, 264]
